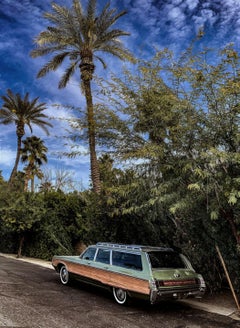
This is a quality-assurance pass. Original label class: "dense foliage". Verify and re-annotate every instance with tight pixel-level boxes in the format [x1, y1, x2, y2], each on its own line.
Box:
[1, 21, 240, 295]
[95, 43, 240, 292]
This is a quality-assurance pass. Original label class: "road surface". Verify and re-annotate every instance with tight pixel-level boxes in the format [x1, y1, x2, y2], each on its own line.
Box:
[0, 256, 239, 328]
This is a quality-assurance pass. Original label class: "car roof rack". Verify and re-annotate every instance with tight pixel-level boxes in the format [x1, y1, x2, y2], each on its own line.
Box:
[96, 242, 173, 252]
[96, 242, 142, 250]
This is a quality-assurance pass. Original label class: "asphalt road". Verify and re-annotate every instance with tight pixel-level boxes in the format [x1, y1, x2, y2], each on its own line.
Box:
[0, 255, 239, 328]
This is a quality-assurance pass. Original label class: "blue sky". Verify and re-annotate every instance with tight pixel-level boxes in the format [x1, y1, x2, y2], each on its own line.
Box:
[1, 0, 240, 190]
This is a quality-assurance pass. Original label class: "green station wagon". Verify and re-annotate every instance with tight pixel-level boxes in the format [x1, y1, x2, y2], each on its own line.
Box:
[52, 242, 206, 305]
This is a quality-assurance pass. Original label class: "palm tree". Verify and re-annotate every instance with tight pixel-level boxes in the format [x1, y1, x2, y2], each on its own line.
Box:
[0, 89, 52, 185]
[39, 181, 54, 193]
[21, 136, 48, 192]
[30, 0, 133, 193]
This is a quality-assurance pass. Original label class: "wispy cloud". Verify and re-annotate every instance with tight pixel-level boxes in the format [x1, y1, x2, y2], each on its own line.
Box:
[1, 0, 240, 188]
[117, 0, 240, 52]
[0, 147, 15, 167]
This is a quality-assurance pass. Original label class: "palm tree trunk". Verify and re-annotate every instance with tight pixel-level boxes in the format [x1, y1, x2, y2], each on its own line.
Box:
[24, 178, 29, 192]
[9, 135, 22, 185]
[31, 177, 34, 193]
[24, 168, 31, 192]
[83, 79, 101, 194]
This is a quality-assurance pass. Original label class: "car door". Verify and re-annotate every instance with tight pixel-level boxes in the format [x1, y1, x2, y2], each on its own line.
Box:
[92, 248, 111, 286]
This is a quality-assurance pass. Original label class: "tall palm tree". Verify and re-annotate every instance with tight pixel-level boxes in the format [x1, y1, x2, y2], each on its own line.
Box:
[21, 136, 48, 192]
[30, 0, 133, 193]
[0, 89, 52, 185]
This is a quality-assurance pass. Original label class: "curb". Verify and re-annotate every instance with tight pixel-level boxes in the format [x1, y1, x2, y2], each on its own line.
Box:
[180, 299, 240, 320]
[0, 253, 53, 269]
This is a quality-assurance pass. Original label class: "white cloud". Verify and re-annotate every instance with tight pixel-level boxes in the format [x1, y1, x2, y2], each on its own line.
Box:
[2, 0, 240, 188]
[185, 0, 199, 11]
[168, 7, 186, 29]
[0, 147, 15, 167]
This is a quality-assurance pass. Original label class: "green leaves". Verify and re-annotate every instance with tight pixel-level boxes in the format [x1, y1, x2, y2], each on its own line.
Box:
[187, 183, 201, 191]
[98, 42, 240, 256]
[0, 192, 45, 234]
[226, 190, 240, 205]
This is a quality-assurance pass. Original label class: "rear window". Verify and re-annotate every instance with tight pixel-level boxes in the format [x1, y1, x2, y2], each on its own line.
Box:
[112, 251, 142, 270]
[148, 251, 186, 269]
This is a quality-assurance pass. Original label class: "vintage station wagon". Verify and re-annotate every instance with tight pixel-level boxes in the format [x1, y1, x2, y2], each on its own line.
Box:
[52, 242, 206, 305]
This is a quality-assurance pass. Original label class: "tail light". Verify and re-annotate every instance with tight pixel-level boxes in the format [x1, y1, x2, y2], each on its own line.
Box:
[155, 279, 198, 288]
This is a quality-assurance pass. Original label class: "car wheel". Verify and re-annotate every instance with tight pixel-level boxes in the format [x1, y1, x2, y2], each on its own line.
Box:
[113, 287, 128, 305]
[59, 265, 69, 285]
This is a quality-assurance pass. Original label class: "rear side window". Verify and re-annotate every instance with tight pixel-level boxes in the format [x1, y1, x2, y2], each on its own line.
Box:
[81, 247, 96, 261]
[148, 251, 186, 269]
[96, 249, 110, 264]
[112, 251, 142, 270]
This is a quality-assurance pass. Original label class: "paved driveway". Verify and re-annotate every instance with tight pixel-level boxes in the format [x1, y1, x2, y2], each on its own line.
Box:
[0, 256, 239, 328]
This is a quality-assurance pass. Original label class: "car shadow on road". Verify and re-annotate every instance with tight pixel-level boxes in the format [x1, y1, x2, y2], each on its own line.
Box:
[59, 278, 193, 314]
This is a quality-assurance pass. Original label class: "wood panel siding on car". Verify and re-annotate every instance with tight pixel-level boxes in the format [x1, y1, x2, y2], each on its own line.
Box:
[53, 259, 150, 295]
